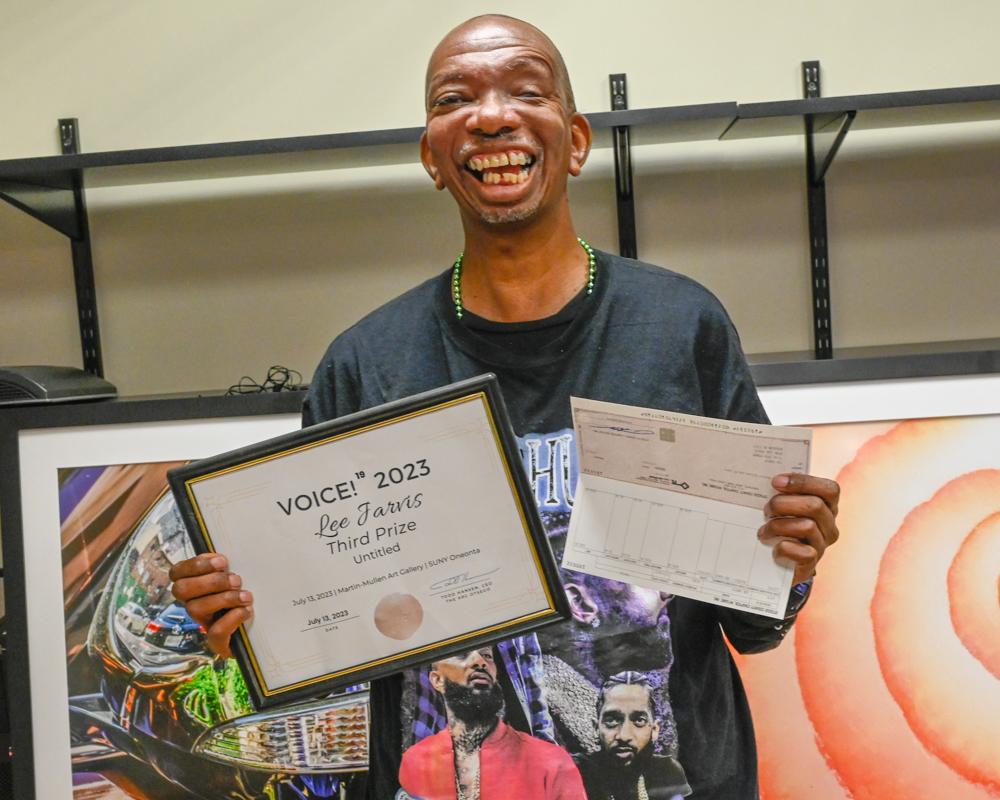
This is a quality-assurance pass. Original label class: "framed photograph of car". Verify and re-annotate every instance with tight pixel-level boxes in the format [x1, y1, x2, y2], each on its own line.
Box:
[0, 392, 369, 800]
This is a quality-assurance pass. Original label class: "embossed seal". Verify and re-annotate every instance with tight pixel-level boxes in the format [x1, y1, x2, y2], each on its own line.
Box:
[373, 592, 424, 640]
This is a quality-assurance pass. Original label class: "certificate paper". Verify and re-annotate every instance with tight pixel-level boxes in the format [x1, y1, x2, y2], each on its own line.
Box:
[564, 397, 811, 618]
[169, 377, 567, 708]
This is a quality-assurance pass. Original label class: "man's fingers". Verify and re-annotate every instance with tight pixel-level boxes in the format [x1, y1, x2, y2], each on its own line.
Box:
[171, 569, 242, 606]
[759, 473, 842, 583]
[772, 473, 840, 516]
[166, 552, 250, 659]
[765, 474, 841, 551]
[185, 589, 254, 629]
[168, 553, 228, 582]
[205, 606, 253, 660]
[772, 539, 819, 585]
[759, 516, 826, 555]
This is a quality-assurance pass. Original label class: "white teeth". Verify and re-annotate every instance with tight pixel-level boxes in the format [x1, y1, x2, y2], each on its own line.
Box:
[466, 152, 533, 171]
[476, 168, 530, 185]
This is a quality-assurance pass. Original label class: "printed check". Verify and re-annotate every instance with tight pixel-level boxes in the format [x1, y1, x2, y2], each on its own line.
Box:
[564, 397, 812, 618]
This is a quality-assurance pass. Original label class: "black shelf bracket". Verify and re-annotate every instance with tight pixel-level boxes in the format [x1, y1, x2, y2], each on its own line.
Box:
[609, 74, 637, 259]
[0, 178, 81, 239]
[802, 62, 835, 360]
[59, 118, 105, 377]
[807, 109, 855, 185]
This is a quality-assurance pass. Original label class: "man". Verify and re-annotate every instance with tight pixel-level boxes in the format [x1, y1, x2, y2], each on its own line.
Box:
[575, 672, 690, 800]
[170, 14, 840, 799]
[397, 648, 585, 799]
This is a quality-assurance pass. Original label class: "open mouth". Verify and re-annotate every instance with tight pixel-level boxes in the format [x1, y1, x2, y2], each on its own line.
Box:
[464, 150, 535, 185]
[611, 746, 637, 761]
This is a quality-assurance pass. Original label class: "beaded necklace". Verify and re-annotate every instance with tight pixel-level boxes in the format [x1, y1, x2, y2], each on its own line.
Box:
[451, 237, 596, 320]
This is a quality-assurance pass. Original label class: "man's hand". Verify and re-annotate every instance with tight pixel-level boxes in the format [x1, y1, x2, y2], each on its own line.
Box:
[759, 473, 840, 585]
[168, 554, 253, 659]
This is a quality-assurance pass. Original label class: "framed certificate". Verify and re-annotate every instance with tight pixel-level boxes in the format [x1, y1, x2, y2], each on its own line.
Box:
[168, 375, 569, 709]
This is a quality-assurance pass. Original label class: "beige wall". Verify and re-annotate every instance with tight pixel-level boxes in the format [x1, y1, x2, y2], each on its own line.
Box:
[2, 0, 999, 395]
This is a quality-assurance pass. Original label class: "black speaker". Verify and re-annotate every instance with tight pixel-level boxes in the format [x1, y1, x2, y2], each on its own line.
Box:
[0, 366, 116, 406]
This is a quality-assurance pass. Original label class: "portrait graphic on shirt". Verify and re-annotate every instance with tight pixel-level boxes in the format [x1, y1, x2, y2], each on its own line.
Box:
[396, 429, 691, 799]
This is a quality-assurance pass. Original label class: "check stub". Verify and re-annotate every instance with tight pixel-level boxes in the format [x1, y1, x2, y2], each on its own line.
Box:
[564, 397, 812, 619]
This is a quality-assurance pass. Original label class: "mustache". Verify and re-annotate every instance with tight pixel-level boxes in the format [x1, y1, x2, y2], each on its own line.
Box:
[465, 666, 495, 686]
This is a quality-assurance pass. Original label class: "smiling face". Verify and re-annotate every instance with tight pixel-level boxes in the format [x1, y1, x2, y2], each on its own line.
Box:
[420, 16, 591, 226]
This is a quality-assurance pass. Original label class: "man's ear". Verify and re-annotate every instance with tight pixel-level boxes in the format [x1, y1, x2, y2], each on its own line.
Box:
[420, 132, 446, 190]
[567, 112, 592, 177]
[564, 581, 599, 625]
[428, 668, 445, 694]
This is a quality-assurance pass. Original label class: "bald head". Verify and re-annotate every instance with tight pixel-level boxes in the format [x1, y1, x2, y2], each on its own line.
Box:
[425, 15, 576, 112]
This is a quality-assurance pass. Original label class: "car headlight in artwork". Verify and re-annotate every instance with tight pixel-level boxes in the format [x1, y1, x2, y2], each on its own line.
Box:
[90, 490, 212, 675]
[193, 690, 369, 774]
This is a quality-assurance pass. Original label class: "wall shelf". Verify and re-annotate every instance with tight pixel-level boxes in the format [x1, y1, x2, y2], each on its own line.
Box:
[0, 102, 739, 189]
[749, 338, 1000, 386]
[726, 83, 1000, 139]
[1, 82, 998, 385]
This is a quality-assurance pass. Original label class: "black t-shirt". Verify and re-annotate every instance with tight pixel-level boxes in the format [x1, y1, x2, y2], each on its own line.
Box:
[303, 250, 798, 800]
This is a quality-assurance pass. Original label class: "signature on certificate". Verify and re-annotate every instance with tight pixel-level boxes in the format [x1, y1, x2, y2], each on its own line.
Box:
[593, 425, 655, 436]
[430, 568, 501, 593]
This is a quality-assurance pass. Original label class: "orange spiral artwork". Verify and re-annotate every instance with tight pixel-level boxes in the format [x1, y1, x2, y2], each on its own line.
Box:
[737, 414, 1000, 800]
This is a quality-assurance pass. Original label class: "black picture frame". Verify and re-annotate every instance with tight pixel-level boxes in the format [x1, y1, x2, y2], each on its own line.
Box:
[0, 391, 305, 800]
[168, 374, 570, 709]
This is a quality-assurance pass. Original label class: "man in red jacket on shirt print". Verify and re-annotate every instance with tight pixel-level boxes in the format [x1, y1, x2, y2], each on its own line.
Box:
[397, 647, 586, 800]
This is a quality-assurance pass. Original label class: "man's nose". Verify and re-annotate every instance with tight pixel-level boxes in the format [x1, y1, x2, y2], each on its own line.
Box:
[466, 650, 488, 668]
[617, 723, 637, 743]
[468, 90, 519, 136]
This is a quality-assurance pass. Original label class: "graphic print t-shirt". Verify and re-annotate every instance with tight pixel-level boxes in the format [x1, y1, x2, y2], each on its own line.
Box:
[303, 251, 796, 799]
[392, 425, 689, 800]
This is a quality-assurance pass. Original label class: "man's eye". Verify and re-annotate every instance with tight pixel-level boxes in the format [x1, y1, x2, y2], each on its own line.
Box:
[433, 95, 463, 107]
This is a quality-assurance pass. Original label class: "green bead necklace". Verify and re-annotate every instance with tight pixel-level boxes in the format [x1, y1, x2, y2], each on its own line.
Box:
[451, 237, 596, 320]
